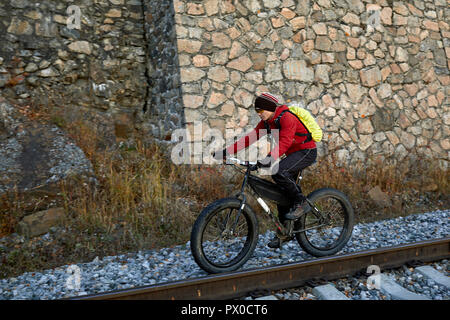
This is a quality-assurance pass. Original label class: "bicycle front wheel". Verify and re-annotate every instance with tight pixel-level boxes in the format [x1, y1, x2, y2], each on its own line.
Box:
[295, 188, 354, 257]
[190, 198, 259, 274]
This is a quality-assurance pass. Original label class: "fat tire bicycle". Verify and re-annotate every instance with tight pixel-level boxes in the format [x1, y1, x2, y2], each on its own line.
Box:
[190, 158, 355, 274]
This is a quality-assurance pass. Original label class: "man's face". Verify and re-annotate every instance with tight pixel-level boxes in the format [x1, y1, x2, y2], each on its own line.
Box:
[257, 109, 275, 121]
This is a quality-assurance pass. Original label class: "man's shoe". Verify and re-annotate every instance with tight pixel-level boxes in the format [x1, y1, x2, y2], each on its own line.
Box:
[267, 234, 293, 249]
[267, 236, 282, 248]
[285, 201, 311, 220]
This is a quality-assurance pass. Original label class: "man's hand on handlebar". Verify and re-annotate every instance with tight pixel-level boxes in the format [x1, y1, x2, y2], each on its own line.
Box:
[256, 155, 273, 168]
[211, 150, 273, 171]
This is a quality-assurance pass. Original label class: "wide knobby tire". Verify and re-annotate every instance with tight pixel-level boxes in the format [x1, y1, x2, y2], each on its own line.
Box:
[190, 197, 259, 274]
[295, 188, 354, 257]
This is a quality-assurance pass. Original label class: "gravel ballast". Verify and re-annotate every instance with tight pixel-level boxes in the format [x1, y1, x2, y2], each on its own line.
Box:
[0, 210, 448, 300]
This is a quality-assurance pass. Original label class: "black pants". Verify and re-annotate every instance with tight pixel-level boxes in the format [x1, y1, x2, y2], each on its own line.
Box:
[271, 148, 317, 223]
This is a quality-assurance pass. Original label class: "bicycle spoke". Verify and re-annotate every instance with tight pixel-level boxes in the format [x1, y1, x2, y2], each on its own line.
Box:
[302, 196, 347, 250]
[201, 207, 251, 267]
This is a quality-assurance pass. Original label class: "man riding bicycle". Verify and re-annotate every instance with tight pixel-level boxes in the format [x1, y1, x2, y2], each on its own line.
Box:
[214, 92, 317, 248]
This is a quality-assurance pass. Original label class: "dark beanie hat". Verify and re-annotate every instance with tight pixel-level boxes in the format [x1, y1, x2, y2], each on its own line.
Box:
[254, 92, 279, 112]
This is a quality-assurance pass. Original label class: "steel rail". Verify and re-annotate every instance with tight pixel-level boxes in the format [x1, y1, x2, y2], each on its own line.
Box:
[71, 237, 449, 300]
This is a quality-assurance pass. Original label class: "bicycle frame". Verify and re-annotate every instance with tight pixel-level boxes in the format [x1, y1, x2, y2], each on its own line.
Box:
[228, 160, 327, 237]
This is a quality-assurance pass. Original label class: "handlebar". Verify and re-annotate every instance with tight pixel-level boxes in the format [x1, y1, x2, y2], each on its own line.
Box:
[225, 157, 258, 170]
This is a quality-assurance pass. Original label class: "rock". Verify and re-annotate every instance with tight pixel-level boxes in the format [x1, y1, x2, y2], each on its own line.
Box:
[302, 40, 315, 53]
[315, 64, 331, 83]
[400, 131, 416, 150]
[17, 207, 65, 237]
[423, 20, 439, 32]
[229, 41, 246, 60]
[357, 118, 374, 134]
[348, 60, 364, 69]
[377, 83, 392, 99]
[385, 131, 400, 146]
[212, 32, 231, 48]
[208, 91, 227, 108]
[358, 134, 373, 151]
[38, 67, 59, 77]
[186, 3, 204, 15]
[342, 13, 360, 25]
[283, 59, 313, 82]
[395, 47, 408, 62]
[315, 36, 332, 51]
[368, 186, 392, 208]
[7, 17, 33, 35]
[263, 0, 281, 9]
[0, 98, 94, 195]
[183, 95, 204, 109]
[271, 16, 285, 28]
[180, 67, 205, 82]
[380, 7, 392, 25]
[68, 41, 92, 55]
[227, 56, 253, 72]
[177, 39, 202, 54]
[290, 17, 306, 31]
[280, 8, 296, 20]
[242, 0, 260, 13]
[360, 67, 382, 87]
[207, 66, 229, 82]
[346, 83, 364, 103]
[264, 62, 283, 82]
[193, 55, 210, 67]
[106, 9, 122, 18]
[25, 63, 38, 73]
[233, 89, 253, 107]
[312, 23, 327, 35]
[204, 0, 219, 16]
[250, 52, 267, 70]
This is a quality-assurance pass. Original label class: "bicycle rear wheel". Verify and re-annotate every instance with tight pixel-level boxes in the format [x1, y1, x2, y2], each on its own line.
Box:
[190, 198, 258, 274]
[295, 188, 354, 257]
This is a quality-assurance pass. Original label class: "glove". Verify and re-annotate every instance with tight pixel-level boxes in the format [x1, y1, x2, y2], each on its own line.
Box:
[212, 149, 228, 161]
[257, 155, 273, 168]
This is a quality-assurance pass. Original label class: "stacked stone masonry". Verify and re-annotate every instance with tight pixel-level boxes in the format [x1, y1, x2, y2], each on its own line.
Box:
[141, 0, 185, 139]
[173, 0, 449, 166]
[0, 0, 449, 166]
[0, 0, 148, 141]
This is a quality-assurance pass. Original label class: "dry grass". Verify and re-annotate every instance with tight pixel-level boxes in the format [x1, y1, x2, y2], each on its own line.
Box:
[0, 118, 235, 277]
[59, 121, 233, 249]
[0, 120, 448, 278]
[301, 155, 449, 223]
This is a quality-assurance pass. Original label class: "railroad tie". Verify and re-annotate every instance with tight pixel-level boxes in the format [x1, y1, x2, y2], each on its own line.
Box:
[414, 266, 450, 289]
[379, 274, 430, 300]
[312, 284, 350, 300]
[254, 295, 279, 300]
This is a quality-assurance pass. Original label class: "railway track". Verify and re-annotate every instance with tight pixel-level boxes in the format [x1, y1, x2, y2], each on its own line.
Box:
[71, 237, 449, 300]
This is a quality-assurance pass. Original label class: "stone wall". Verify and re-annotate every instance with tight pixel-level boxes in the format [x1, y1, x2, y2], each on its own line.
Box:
[172, 0, 450, 166]
[139, 0, 184, 140]
[0, 0, 449, 166]
[0, 0, 147, 142]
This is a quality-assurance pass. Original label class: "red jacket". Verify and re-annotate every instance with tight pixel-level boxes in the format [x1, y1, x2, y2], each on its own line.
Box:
[227, 105, 316, 160]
